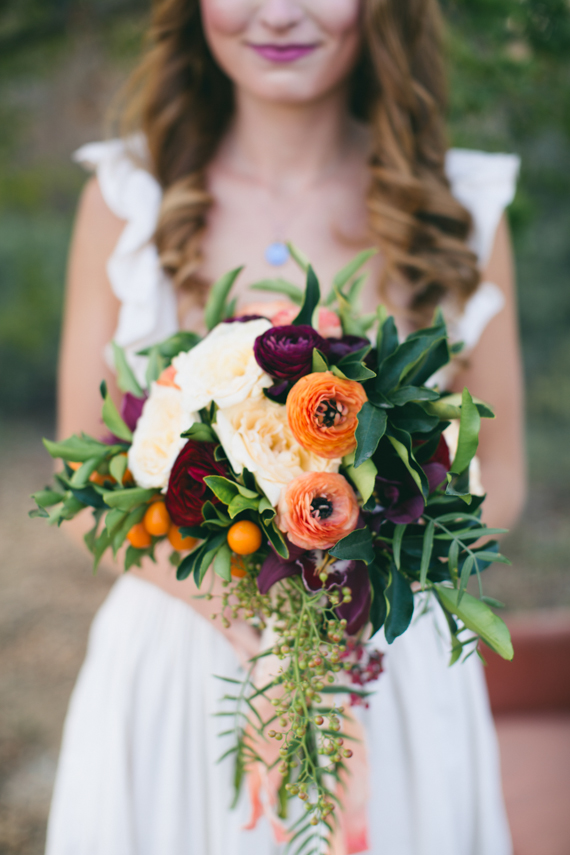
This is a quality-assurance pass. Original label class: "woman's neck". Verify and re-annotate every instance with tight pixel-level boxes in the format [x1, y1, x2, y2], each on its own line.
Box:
[217, 86, 364, 195]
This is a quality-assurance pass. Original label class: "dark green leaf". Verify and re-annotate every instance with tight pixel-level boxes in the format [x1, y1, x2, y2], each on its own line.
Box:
[336, 361, 376, 382]
[406, 338, 450, 387]
[376, 327, 446, 394]
[354, 402, 387, 467]
[384, 565, 415, 643]
[204, 267, 244, 330]
[292, 266, 321, 327]
[329, 527, 375, 564]
[389, 386, 440, 406]
[112, 341, 144, 397]
[389, 402, 440, 434]
[376, 315, 399, 369]
[368, 564, 387, 636]
[458, 553, 475, 603]
[386, 426, 429, 497]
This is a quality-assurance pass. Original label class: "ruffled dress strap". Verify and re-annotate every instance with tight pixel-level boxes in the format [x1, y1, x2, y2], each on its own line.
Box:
[74, 137, 179, 385]
[445, 148, 520, 352]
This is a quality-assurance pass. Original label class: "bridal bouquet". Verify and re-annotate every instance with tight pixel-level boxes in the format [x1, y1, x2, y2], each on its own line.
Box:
[32, 248, 513, 852]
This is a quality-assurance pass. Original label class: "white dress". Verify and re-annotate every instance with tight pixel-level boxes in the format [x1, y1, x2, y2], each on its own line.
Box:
[45, 142, 520, 855]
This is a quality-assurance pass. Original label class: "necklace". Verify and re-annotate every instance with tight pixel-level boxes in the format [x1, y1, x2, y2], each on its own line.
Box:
[265, 240, 290, 267]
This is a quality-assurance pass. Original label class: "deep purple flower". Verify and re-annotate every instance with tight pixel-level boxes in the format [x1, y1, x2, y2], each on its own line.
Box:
[254, 324, 330, 383]
[257, 540, 371, 635]
[224, 314, 267, 324]
[121, 392, 147, 432]
[326, 335, 370, 362]
[103, 391, 147, 444]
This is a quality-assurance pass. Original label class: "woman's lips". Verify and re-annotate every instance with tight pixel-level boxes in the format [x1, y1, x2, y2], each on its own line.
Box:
[248, 43, 318, 63]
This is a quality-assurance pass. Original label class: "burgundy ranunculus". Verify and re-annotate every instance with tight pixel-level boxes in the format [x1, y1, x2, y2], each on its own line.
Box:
[165, 440, 228, 527]
[326, 335, 370, 362]
[258, 541, 371, 635]
[254, 324, 330, 383]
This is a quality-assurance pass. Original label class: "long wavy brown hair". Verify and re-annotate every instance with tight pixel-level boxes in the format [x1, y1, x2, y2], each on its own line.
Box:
[120, 0, 480, 324]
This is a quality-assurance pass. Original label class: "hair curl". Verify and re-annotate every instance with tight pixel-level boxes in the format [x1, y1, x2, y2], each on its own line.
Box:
[119, 0, 479, 324]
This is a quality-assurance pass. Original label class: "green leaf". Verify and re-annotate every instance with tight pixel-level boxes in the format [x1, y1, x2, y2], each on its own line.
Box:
[101, 382, 133, 442]
[390, 402, 440, 434]
[204, 267, 244, 330]
[137, 330, 202, 360]
[109, 453, 128, 485]
[343, 457, 377, 503]
[111, 341, 144, 397]
[69, 456, 103, 488]
[471, 551, 511, 564]
[393, 524, 406, 570]
[203, 475, 239, 505]
[43, 434, 123, 462]
[258, 496, 276, 522]
[292, 266, 321, 327]
[376, 314, 399, 368]
[435, 585, 513, 660]
[336, 361, 376, 382]
[286, 242, 310, 272]
[424, 393, 495, 421]
[481, 596, 506, 609]
[312, 348, 329, 372]
[448, 538, 460, 585]
[354, 402, 387, 467]
[104, 507, 130, 538]
[249, 278, 304, 304]
[332, 248, 377, 291]
[227, 494, 260, 519]
[329, 527, 375, 565]
[103, 487, 157, 510]
[376, 328, 446, 395]
[181, 422, 217, 443]
[32, 489, 65, 508]
[458, 553, 475, 603]
[450, 388, 481, 477]
[213, 543, 232, 581]
[263, 520, 289, 559]
[145, 346, 166, 387]
[406, 338, 450, 387]
[92, 528, 112, 571]
[124, 543, 154, 572]
[384, 565, 415, 643]
[111, 505, 146, 555]
[389, 386, 440, 406]
[419, 519, 435, 588]
[386, 427, 428, 497]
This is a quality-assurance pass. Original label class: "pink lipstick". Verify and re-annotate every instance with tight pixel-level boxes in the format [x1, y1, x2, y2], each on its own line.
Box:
[249, 43, 318, 63]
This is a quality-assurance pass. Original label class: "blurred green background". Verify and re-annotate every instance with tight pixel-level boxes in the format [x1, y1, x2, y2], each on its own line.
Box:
[0, 0, 569, 608]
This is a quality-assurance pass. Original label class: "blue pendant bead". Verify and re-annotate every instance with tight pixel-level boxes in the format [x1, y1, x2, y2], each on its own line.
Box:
[265, 241, 290, 267]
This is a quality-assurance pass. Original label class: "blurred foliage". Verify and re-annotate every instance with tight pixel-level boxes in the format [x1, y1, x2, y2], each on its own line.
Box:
[0, 0, 569, 484]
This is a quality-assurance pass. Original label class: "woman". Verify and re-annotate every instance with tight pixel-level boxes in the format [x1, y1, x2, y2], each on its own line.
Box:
[48, 0, 526, 853]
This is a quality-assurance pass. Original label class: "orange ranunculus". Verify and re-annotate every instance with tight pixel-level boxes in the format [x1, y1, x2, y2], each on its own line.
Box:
[287, 371, 367, 459]
[277, 471, 360, 550]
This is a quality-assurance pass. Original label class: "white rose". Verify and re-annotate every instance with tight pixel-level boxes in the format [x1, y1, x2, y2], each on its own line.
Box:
[173, 319, 273, 413]
[214, 397, 340, 506]
[128, 384, 197, 490]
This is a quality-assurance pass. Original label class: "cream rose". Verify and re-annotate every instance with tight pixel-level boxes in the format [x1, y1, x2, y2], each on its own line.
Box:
[128, 384, 197, 490]
[173, 319, 273, 413]
[214, 397, 340, 506]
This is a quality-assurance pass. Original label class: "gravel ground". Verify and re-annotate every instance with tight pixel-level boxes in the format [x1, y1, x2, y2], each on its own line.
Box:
[0, 418, 568, 854]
